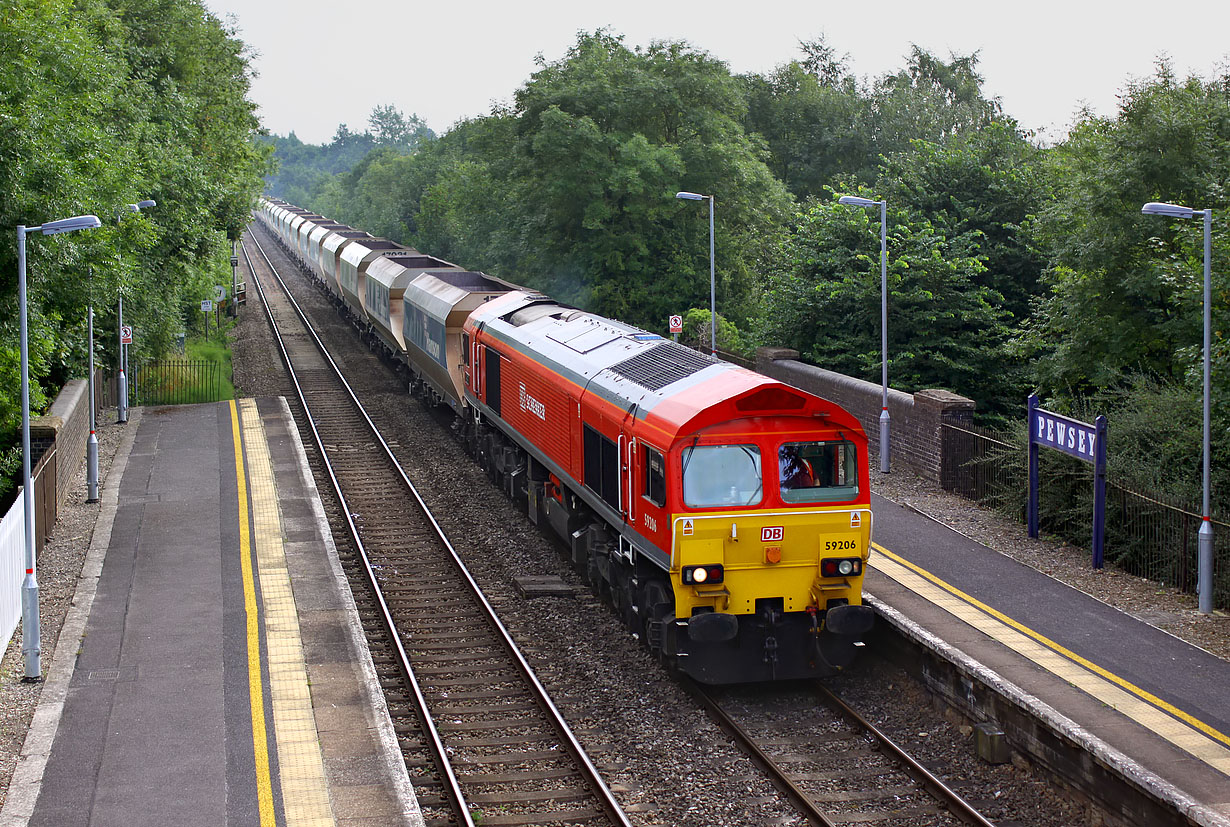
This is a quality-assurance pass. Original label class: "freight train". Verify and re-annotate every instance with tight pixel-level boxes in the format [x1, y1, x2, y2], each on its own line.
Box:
[255, 198, 875, 684]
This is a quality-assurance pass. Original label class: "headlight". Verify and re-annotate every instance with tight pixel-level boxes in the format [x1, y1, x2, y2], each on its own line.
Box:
[821, 558, 862, 578]
[682, 564, 724, 585]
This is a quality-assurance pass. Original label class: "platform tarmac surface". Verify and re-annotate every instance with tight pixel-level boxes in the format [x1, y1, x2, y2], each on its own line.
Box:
[0, 399, 421, 827]
[869, 490, 1230, 826]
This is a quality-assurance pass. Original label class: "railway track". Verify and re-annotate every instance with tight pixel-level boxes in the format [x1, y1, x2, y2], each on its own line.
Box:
[240, 228, 632, 827]
[239, 220, 1006, 827]
[691, 680, 998, 827]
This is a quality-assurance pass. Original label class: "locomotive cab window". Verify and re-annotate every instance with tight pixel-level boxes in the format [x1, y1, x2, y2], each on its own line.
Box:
[643, 445, 666, 507]
[778, 440, 860, 504]
[681, 444, 762, 508]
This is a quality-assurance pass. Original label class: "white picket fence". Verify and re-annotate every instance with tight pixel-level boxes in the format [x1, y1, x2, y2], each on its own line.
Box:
[1, 492, 27, 652]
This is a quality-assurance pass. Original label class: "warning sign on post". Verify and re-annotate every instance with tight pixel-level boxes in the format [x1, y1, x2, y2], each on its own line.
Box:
[120, 325, 133, 345]
[669, 314, 683, 334]
[201, 300, 213, 312]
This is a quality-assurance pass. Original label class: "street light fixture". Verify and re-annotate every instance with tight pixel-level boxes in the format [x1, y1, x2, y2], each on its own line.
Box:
[17, 214, 102, 679]
[1142, 200, 1215, 614]
[676, 191, 716, 355]
[838, 194, 891, 473]
[114, 199, 155, 425]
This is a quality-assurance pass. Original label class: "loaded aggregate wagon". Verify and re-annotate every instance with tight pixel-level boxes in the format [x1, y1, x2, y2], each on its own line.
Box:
[462, 291, 875, 684]
[336, 239, 413, 320]
[401, 270, 518, 411]
[290, 213, 328, 269]
[307, 222, 353, 277]
[255, 198, 875, 684]
[320, 229, 373, 296]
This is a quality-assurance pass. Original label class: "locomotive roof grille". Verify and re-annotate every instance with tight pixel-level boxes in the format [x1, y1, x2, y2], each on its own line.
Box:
[608, 342, 719, 391]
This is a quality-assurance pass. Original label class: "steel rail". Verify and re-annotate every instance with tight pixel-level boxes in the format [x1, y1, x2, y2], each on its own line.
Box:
[689, 678, 997, 827]
[240, 236, 474, 826]
[243, 229, 632, 827]
[814, 683, 998, 827]
[682, 678, 835, 827]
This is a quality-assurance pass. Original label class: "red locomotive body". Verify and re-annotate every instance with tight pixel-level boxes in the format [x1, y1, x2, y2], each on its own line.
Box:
[463, 292, 874, 683]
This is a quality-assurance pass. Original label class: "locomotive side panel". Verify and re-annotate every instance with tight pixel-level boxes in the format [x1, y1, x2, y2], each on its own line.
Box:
[497, 353, 575, 472]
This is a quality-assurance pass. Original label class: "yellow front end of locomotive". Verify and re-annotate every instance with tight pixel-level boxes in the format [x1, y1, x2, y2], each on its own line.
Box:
[670, 507, 872, 618]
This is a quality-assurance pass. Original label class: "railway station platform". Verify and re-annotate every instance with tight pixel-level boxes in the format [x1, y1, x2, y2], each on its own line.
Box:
[868, 492, 1230, 826]
[1, 399, 422, 827]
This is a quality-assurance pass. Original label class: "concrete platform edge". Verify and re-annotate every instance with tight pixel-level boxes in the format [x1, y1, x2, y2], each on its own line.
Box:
[866, 594, 1230, 827]
[276, 397, 423, 826]
[0, 409, 144, 827]
[899, 499, 1228, 662]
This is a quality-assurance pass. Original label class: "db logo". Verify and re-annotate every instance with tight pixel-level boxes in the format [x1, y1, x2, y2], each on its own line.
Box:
[761, 526, 784, 542]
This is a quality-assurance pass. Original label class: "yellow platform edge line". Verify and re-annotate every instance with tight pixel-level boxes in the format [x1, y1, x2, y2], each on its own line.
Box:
[872, 542, 1230, 750]
[240, 398, 336, 826]
[229, 400, 277, 827]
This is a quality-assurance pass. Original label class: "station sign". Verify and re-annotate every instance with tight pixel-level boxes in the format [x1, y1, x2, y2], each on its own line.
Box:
[201, 299, 213, 312]
[669, 314, 683, 334]
[1027, 394, 1107, 568]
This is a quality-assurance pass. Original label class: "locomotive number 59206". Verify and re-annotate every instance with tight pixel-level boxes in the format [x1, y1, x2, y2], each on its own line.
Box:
[825, 540, 858, 551]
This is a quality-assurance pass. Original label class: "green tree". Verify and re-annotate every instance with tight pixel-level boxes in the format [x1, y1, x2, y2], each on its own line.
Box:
[317, 30, 793, 332]
[368, 104, 433, 152]
[741, 52, 872, 197]
[504, 31, 792, 329]
[878, 122, 1050, 322]
[0, 0, 267, 498]
[758, 197, 1017, 411]
[1023, 61, 1230, 399]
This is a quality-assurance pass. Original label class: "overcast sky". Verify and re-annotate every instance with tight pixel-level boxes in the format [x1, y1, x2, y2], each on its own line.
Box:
[202, 0, 1230, 146]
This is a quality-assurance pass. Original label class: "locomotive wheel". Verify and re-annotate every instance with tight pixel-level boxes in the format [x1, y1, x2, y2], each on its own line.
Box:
[640, 579, 673, 651]
[586, 550, 608, 598]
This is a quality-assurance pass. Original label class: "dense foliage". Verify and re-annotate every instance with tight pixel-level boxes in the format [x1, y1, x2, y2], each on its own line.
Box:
[1, 0, 269, 496]
[261, 34, 1229, 513]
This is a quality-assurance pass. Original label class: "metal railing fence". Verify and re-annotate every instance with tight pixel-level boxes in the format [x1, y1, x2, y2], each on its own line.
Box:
[132, 359, 228, 406]
[942, 422, 1229, 609]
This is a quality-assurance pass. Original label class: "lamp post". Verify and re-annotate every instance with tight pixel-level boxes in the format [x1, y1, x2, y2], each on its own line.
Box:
[1142, 201, 1215, 614]
[86, 292, 98, 502]
[18, 214, 103, 679]
[839, 194, 891, 473]
[676, 191, 716, 355]
[114, 199, 155, 425]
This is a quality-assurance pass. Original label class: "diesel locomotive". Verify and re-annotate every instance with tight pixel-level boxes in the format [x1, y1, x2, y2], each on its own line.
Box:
[256, 198, 875, 684]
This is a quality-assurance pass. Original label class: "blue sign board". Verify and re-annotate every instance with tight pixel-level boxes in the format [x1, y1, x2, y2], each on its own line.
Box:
[1027, 395, 1107, 568]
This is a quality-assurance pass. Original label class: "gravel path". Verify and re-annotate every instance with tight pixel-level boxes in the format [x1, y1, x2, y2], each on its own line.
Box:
[1, 234, 1224, 823]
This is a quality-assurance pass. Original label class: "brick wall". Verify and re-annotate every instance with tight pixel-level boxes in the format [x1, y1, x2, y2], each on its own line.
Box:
[29, 376, 93, 534]
[755, 348, 975, 485]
